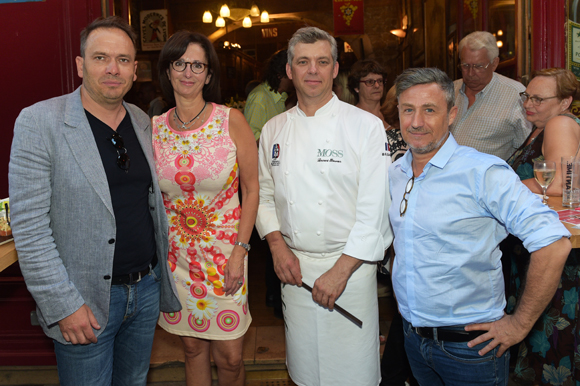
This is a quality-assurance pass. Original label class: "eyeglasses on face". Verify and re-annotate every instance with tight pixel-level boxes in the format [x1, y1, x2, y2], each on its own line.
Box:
[171, 60, 208, 74]
[399, 176, 415, 217]
[519, 92, 558, 106]
[457, 62, 492, 73]
[360, 78, 387, 87]
[109, 132, 130, 172]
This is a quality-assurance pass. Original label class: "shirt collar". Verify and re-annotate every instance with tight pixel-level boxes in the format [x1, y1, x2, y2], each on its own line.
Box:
[460, 72, 497, 97]
[296, 94, 337, 117]
[398, 133, 459, 177]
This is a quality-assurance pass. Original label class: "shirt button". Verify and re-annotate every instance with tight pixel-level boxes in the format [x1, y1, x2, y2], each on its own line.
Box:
[316, 231, 321, 236]
[321, 253, 326, 257]
[294, 230, 299, 234]
[289, 201, 294, 205]
[108, 238, 115, 244]
[318, 200, 323, 205]
[286, 142, 290, 146]
[320, 170, 325, 174]
[285, 171, 289, 175]
[326, 139, 330, 143]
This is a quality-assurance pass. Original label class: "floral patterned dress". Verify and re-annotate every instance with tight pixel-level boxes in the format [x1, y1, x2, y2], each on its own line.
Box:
[154, 103, 251, 340]
[506, 113, 580, 385]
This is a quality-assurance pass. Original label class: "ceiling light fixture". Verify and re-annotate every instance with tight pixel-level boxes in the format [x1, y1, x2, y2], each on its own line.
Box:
[203, 11, 212, 23]
[220, 4, 230, 18]
[260, 10, 269, 23]
[250, 4, 260, 17]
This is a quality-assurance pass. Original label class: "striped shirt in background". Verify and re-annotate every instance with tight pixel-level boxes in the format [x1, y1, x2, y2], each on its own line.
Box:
[450, 73, 532, 161]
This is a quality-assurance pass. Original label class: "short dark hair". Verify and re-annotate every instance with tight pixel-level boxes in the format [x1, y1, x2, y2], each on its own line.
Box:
[158, 30, 221, 105]
[348, 59, 387, 104]
[80, 16, 137, 58]
[262, 49, 288, 92]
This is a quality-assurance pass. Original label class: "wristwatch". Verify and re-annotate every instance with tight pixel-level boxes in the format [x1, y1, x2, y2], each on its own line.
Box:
[234, 241, 251, 252]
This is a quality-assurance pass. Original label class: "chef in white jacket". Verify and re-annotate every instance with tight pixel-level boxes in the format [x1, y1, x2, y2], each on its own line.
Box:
[255, 26, 393, 386]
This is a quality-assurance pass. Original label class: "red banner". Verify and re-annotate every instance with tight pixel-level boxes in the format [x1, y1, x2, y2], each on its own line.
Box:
[333, 0, 364, 36]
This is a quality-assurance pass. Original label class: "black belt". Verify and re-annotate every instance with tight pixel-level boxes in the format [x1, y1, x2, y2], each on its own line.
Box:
[111, 265, 152, 285]
[414, 326, 486, 342]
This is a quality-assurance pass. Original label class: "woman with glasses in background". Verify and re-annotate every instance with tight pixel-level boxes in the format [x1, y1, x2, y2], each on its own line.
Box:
[508, 68, 580, 194]
[348, 59, 388, 127]
[506, 68, 580, 385]
[153, 30, 259, 386]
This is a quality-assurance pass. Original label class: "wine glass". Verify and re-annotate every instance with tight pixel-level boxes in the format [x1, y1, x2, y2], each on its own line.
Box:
[533, 160, 556, 205]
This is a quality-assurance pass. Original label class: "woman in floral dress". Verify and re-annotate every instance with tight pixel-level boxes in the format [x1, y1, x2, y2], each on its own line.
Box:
[505, 68, 580, 385]
[153, 31, 258, 386]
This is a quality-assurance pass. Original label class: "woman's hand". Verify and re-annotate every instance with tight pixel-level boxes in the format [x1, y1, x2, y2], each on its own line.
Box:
[223, 245, 246, 296]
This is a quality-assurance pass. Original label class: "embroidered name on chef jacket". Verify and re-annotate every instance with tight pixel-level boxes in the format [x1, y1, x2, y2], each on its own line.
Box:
[382, 142, 391, 157]
[316, 148, 343, 163]
[271, 144, 281, 166]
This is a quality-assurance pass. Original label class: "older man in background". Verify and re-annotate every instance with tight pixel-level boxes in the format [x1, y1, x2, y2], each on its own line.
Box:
[450, 31, 531, 160]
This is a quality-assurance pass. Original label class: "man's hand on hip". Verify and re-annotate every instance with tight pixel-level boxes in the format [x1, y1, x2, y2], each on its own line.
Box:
[312, 254, 363, 310]
[265, 231, 302, 285]
[58, 304, 101, 344]
[465, 313, 528, 357]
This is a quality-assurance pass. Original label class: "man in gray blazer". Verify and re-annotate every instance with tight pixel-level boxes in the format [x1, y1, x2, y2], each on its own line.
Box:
[8, 16, 180, 386]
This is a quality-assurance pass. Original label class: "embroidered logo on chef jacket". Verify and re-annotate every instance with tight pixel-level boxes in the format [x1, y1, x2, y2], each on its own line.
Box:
[316, 148, 343, 163]
[382, 142, 391, 157]
[271, 144, 281, 166]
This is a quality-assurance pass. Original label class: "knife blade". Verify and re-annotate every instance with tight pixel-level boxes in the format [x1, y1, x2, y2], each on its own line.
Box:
[301, 282, 363, 328]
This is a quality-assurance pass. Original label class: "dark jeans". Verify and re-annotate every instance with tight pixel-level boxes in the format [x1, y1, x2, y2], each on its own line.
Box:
[402, 317, 509, 386]
[54, 264, 161, 386]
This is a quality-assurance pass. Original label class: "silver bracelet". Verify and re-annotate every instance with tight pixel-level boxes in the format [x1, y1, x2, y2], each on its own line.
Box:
[234, 240, 251, 252]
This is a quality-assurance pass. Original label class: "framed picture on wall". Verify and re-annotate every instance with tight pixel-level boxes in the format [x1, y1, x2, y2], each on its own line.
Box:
[136, 61, 152, 82]
[140, 9, 168, 51]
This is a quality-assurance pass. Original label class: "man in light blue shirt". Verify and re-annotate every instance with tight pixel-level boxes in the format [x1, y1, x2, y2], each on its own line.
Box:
[389, 67, 571, 386]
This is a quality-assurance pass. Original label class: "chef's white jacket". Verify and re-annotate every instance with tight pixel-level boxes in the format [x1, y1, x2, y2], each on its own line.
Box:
[256, 95, 393, 260]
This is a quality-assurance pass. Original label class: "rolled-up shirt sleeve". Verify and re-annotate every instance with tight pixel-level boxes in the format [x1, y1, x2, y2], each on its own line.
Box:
[479, 163, 570, 253]
[343, 123, 394, 262]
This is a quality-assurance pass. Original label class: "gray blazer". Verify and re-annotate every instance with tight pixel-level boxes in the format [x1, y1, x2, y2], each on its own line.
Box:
[9, 87, 181, 344]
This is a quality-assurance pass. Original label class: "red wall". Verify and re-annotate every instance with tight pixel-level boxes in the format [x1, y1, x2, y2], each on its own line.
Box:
[531, 0, 566, 70]
[0, 0, 102, 198]
[0, 0, 102, 366]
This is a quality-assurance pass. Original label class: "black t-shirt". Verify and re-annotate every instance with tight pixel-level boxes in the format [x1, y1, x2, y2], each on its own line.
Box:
[85, 109, 156, 276]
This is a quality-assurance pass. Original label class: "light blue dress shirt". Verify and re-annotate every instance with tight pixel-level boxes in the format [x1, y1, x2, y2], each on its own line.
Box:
[389, 134, 570, 327]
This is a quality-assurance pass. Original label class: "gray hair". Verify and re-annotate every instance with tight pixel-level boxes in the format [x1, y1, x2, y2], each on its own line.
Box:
[395, 67, 455, 111]
[458, 31, 499, 62]
[287, 27, 338, 67]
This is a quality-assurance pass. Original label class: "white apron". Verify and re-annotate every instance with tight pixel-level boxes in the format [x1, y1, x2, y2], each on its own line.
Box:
[284, 249, 380, 386]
